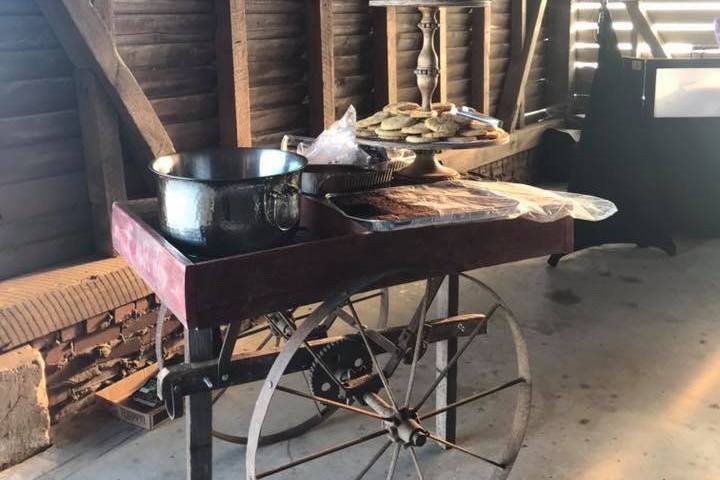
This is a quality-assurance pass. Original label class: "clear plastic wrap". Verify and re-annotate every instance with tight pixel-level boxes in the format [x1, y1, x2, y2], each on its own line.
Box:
[297, 106, 372, 167]
[326, 179, 617, 231]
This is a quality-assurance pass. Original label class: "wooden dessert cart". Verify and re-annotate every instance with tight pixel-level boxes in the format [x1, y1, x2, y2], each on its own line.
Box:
[112, 195, 573, 480]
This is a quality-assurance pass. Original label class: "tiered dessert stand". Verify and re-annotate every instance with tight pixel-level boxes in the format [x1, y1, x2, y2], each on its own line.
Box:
[365, 0, 504, 181]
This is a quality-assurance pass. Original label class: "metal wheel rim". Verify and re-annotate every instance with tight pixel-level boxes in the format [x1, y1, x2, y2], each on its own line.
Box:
[245, 275, 531, 479]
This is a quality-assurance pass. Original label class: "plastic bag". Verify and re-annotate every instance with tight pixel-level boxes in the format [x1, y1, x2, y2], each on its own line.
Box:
[472, 181, 617, 223]
[297, 106, 372, 167]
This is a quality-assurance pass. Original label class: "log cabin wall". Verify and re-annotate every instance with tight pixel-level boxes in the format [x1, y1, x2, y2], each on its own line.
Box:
[572, 1, 720, 111]
[0, 0, 93, 280]
[113, 0, 220, 152]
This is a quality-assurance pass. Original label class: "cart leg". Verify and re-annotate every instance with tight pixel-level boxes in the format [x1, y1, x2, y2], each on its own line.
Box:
[185, 327, 215, 480]
[434, 274, 459, 446]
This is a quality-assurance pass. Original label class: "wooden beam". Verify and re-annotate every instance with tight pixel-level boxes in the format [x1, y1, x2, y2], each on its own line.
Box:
[439, 7, 449, 103]
[471, 5, 491, 113]
[624, 1, 671, 59]
[76, 0, 126, 256]
[547, 0, 574, 107]
[496, 0, 548, 133]
[511, 0, 526, 128]
[372, 7, 390, 109]
[35, 0, 175, 160]
[386, 6, 399, 105]
[75, 70, 126, 256]
[215, 0, 252, 147]
[307, 0, 336, 133]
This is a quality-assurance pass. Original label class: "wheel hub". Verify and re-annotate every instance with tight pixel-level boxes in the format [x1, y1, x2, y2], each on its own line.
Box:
[363, 393, 428, 447]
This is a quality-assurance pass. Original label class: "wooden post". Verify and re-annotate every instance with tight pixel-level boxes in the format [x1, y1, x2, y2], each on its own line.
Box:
[184, 327, 215, 480]
[35, 0, 175, 160]
[372, 7, 390, 109]
[546, 0, 574, 107]
[76, 0, 126, 256]
[624, 1, 670, 59]
[215, 0, 252, 147]
[307, 0, 336, 134]
[471, 5, 491, 113]
[496, 0, 548, 133]
[439, 7, 449, 103]
[386, 6, 399, 105]
[511, 0, 526, 128]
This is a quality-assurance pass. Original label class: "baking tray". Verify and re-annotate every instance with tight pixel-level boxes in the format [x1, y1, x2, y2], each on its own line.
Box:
[325, 180, 523, 232]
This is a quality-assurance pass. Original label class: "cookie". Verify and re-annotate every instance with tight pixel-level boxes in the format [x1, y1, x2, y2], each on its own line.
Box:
[356, 129, 378, 139]
[410, 109, 437, 119]
[446, 112, 472, 126]
[425, 116, 460, 136]
[405, 135, 435, 144]
[446, 136, 476, 143]
[478, 130, 500, 140]
[421, 131, 448, 139]
[459, 128, 487, 137]
[383, 102, 421, 115]
[375, 128, 405, 139]
[380, 115, 415, 131]
[401, 122, 432, 135]
[357, 111, 391, 129]
[432, 102, 455, 114]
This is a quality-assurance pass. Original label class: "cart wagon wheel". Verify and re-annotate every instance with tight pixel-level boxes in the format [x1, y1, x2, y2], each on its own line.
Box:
[210, 288, 390, 446]
[245, 274, 531, 480]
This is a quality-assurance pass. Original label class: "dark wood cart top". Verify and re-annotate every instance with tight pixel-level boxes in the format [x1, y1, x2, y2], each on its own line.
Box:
[112, 196, 573, 330]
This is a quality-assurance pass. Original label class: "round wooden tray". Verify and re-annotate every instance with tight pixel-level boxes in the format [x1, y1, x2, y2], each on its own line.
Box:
[357, 129, 510, 152]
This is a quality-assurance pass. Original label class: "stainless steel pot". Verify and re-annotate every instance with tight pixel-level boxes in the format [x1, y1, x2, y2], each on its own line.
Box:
[150, 148, 307, 256]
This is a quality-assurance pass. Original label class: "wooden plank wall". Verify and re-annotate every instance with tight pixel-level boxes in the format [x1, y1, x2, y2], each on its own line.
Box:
[333, 0, 375, 118]
[113, 0, 220, 151]
[573, 1, 720, 106]
[0, 0, 93, 280]
[246, 0, 310, 146]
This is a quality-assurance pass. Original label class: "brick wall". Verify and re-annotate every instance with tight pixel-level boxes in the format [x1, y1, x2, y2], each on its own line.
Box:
[28, 295, 184, 423]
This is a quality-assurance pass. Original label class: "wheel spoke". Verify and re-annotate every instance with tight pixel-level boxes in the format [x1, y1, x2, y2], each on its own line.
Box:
[256, 429, 386, 479]
[256, 331, 275, 351]
[404, 281, 431, 408]
[408, 447, 424, 480]
[346, 300, 400, 412]
[335, 308, 397, 354]
[353, 440, 392, 480]
[427, 433, 505, 470]
[300, 370, 323, 416]
[420, 377, 527, 421]
[302, 339, 347, 393]
[413, 303, 499, 411]
[275, 385, 390, 420]
[385, 444, 401, 480]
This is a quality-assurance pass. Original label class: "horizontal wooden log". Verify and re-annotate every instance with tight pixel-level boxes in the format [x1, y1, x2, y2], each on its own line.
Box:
[0, 49, 73, 82]
[0, 16, 58, 50]
[0, 137, 84, 186]
[250, 83, 307, 109]
[0, 110, 80, 148]
[0, 232, 93, 281]
[133, 67, 217, 99]
[114, 13, 216, 36]
[0, 77, 77, 119]
[0, 172, 89, 223]
[251, 105, 308, 134]
[118, 43, 215, 68]
[165, 118, 219, 151]
[114, 1, 213, 14]
[0, 206, 91, 251]
[151, 93, 218, 124]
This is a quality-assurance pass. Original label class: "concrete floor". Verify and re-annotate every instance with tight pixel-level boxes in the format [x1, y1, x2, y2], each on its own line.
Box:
[3, 239, 720, 480]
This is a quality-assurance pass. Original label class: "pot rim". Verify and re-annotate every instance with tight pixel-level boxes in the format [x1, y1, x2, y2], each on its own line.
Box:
[149, 147, 308, 184]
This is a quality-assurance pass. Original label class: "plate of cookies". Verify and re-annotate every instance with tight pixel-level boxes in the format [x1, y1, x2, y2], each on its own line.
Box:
[355, 102, 509, 151]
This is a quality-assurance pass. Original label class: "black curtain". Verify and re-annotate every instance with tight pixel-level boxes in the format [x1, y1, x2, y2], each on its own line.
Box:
[567, 4, 675, 254]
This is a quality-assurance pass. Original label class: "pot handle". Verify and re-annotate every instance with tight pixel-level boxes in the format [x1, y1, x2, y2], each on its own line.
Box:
[265, 184, 299, 232]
